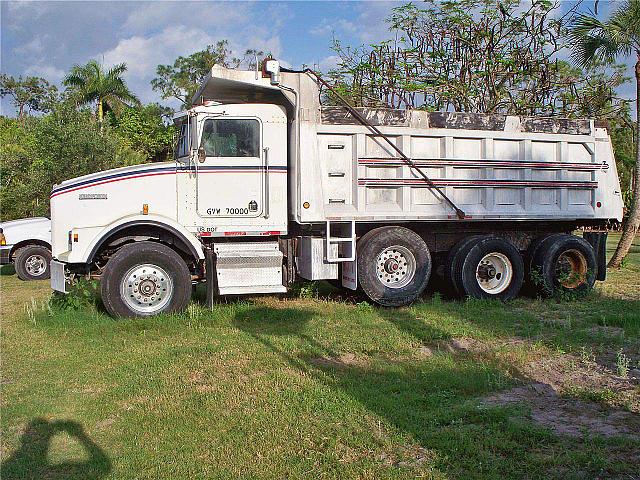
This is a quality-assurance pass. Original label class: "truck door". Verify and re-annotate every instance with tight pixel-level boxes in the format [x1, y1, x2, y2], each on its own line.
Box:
[196, 117, 264, 218]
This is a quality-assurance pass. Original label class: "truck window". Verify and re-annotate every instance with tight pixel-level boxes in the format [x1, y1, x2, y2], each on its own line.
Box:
[175, 122, 189, 158]
[200, 119, 259, 157]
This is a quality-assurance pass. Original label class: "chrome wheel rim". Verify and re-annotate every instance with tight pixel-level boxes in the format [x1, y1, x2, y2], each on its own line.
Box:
[25, 254, 47, 276]
[376, 245, 416, 289]
[120, 263, 173, 314]
[475, 252, 513, 294]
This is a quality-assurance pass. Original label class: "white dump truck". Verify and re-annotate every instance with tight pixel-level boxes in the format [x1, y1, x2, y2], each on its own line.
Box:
[50, 61, 623, 317]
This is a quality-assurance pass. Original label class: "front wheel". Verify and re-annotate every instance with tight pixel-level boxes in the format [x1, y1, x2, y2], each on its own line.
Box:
[357, 226, 431, 307]
[14, 245, 52, 281]
[101, 241, 192, 318]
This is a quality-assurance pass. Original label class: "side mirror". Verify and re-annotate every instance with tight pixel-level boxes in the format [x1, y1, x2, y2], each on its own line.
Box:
[198, 146, 206, 163]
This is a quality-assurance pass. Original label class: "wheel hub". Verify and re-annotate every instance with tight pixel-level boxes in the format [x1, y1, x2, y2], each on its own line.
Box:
[376, 245, 416, 289]
[555, 249, 587, 288]
[384, 258, 400, 274]
[121, 264, 173, 314]
[25, 254, 46, 276]
[477, 264, 498, 280]
[475, 252, 512, 294]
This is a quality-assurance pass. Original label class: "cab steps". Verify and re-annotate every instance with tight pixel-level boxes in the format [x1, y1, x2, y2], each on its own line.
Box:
[205, 242, 286, 304]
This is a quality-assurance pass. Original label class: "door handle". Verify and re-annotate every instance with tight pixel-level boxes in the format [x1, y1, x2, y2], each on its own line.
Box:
[263, 147, 270, 219]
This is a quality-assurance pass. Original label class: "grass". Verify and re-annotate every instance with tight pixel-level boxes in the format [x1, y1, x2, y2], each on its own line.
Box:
[1, 234, 639, 479]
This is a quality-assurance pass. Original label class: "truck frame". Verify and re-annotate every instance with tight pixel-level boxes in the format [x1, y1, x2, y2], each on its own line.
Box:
[50, 61, 623, 317]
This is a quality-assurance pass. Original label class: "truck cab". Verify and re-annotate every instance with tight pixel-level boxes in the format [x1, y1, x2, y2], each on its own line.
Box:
[172, 103, 288, 238]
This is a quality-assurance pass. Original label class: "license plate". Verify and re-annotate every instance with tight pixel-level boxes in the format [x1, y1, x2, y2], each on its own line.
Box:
[50, 260, 67, 293]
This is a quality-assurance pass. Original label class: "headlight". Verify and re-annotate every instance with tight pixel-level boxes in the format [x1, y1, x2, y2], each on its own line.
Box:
[0, 229, 6, 246]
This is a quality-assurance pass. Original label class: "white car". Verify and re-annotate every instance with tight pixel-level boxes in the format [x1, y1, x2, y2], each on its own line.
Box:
[0, 217, 52, 281]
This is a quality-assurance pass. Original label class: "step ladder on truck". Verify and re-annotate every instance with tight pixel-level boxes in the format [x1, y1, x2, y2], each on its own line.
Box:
[49, 59, 623, 317]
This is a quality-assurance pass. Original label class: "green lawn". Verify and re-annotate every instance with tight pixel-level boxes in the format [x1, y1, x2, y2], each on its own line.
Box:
[1, 234, 639, 479]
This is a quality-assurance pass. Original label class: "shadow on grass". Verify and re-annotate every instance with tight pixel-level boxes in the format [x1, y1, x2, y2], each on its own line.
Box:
[231, 306, 557, 477]
[1, 418, 112, 480]
[233, 304, 640, 478]
[1, 264, 16, 276]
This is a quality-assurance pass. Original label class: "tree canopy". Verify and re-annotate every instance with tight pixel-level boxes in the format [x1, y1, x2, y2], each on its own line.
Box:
[570, 0, 640, 268]
[0, 75, 58, 119]
[151, 40, 263, 107]
[63, 60, 140, 122]
[324, 0, 630, 119]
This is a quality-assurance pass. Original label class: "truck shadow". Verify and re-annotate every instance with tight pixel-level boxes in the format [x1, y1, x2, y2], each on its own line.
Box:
[231, 304, 640, 475]
[231, 306, 527, 474]
[1, 418, 112, 480]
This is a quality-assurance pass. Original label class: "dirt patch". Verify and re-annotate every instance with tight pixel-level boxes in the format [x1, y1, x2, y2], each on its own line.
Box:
[420, 336, 639, 412]
[519, 353, 639, 413]
[483, 382, 640, 439]
[310, 353, 368, 369]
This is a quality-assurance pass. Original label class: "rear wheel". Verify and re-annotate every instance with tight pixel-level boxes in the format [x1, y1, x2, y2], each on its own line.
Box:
[450, 236, 524, 301]
[14, 245, 52, 281]
[357, 226, 431, 307]
[522, 233, 564, 295]
[530, 234, 596, 297]
[101, 241, 192, 318]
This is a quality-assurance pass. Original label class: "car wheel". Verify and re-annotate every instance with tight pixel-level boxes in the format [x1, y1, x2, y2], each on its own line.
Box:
[101, 241, 192, 318]
[14, 245, 52, 281]
[357, 226, 431, 307]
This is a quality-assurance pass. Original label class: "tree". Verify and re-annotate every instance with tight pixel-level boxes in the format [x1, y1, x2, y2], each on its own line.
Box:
[0, 74, 58, 119]
[108, 103, 175, 162]
[324, 0, 627, 118]
[151, 41, 263, 107]
[570, 0, 640, 268]
[63, 60, 140, 122]
[0, 102, 147, 220]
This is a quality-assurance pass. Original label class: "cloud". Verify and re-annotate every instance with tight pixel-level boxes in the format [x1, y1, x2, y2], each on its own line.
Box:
[13, 35, 47, 56]
[24, 64, 65, 83]
[309, 1, 399, 44]
[317, 55, 340, 73]
[99, 23, 285, 106]
[121, 1, 249, 35]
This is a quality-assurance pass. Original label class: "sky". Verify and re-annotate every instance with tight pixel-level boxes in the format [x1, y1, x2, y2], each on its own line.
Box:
[0, 0, 636, 116]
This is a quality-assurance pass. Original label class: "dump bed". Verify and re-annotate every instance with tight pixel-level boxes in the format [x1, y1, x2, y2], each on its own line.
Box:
[295, 107, 623, 224]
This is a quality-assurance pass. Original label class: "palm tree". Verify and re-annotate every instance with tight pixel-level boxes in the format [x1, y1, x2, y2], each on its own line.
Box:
[570, 0, 640, 268]
[63, 60, 140, 122]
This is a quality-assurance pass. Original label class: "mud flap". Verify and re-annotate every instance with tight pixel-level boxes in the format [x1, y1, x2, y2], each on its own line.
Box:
[205, 246, 218, 308]
[583, 232, 607, 281]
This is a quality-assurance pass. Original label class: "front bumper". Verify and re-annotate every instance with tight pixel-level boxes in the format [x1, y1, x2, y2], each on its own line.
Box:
[0, 245, 13, 265]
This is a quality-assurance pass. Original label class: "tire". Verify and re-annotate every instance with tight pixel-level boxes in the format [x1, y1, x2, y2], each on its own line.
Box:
[530, 234, 596, 298]
[445, 235, 483, 298]
[14, 245, 52, 281]
[357, 226, 431, 307]
[101, 241, 192, 318]
[451, 236, 524, 301]
[522, 233, 565, 296]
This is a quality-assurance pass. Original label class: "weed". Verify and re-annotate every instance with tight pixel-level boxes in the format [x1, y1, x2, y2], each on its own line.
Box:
[187, 303, 204, 322]
[23, 298, 39, 325]
[292, 281, 320, 299]
[49, 278, 100, 311]
[579, 346, 596, 364]
[355, 301, 374, 313]
[431, 292, 442, 305]
[564, 386, 616, 403]
[616, 349, 630, 378]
